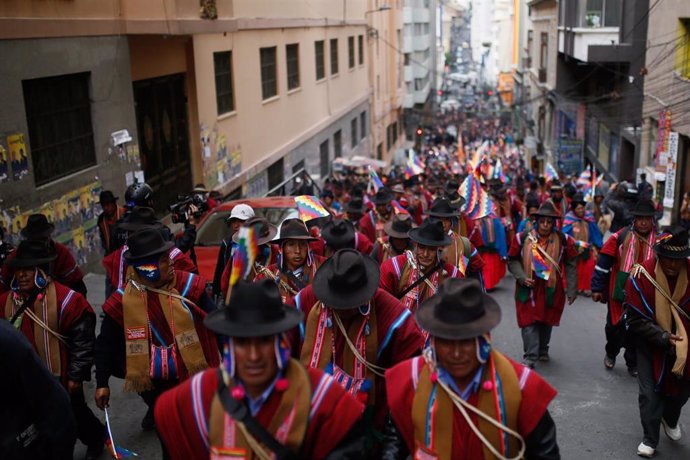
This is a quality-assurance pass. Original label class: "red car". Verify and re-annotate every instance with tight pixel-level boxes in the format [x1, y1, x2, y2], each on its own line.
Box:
[193, 196, 299, 282]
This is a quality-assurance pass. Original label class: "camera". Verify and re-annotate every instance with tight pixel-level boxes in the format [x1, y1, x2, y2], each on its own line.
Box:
[169, 193, 208, 224]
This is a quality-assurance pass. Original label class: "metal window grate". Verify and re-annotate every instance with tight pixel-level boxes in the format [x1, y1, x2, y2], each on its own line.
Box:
[286, 43, 300, 90]
[214, 51, 235, 114]
[260, 47, 278, 99]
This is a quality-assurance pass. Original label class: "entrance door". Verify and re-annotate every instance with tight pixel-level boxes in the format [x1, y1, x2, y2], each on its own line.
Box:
[133, 74, 192, 213]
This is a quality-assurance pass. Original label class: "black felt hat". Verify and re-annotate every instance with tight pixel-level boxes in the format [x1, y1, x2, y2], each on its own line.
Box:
[428, 197, 461, 218]
[99, 190, 118, 204]
[7, 239, 57, 268]
[275, 218, 317, 243]
[532, 201, 561, 219]
[654, 225, 690, 259]
[321, 218, 356, 250]
[408, 219, 452, 247]
[312, 249, 380, 309]
[372, 188, 394, 205]
[204, 279, 303, 336]
[20, 214, 55, 240]
[631, 199, 656, 217]
[124, 227, 174, 262]
[344, 198, 367, 215]
[416, 278, 501, 340]
[384, 214, 414, 239]
[570, 193, 586, 208]
[119, 207, 160, 231]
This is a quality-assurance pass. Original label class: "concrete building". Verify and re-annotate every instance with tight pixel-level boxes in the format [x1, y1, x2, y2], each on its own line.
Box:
[638, 1, 690, 223]
[402, 0, 435, 131]
[0, 0, 371, 264]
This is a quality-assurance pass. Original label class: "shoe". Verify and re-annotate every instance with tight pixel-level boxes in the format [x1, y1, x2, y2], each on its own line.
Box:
[538, 354, 550, 362]
[604, 354, 616, 370]
[141, 407, 155, 431]
[628, 366, 639, 377]
[84, 442, 104, 460]
[521, 360, 536, 369]
[637, 441, 655, 457]
[662, 418, 682, 441]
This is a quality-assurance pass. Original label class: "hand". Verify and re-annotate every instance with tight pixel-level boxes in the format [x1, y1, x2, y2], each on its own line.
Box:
[567, 296, 576, 305]
[67, 380, 82, 394]
[95, 387, 111, 410]
[520, 278, 535, 288]
[592, 292, 605, 303]
[669, 334, 684, 347]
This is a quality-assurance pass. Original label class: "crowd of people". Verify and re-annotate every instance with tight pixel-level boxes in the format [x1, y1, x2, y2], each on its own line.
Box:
[0, 117, 688, 460]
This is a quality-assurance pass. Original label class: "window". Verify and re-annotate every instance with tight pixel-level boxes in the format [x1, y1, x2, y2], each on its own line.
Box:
[676, 19, 690, 79]
[286, 43, 300, 90]
[260, 46, 278, 99]
[358, 35, 364, 65]
[315, 40, 325, 80]
[648, 117, 658, 167]
[377, 143, 383, 160]
[330, 38, 339, 75]
[583, 0, 621, 28]
[213, 51, 235, 115]
[334, 130, 342, 158]
[348, 36, 355, 69]
[22, 72, 96, 186]
[351, 118, 358, 147]
[525, 30, 533, 69]
[539, 32, 548, 82]
[320, 140, 329, 178]
[360, 111, 367, 140]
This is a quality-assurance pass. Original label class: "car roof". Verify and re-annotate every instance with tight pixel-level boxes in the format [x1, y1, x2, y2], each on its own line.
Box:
[214, 196, 296, 211]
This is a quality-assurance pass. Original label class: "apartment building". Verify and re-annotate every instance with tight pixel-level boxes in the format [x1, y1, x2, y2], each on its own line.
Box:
[638, 1, 690, 223]
[402, 0, 435, 131]
[0, 0, 370, 264]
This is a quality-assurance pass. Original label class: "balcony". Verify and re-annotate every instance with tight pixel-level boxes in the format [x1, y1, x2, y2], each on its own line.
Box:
[403, 7, 430, 24]
[538, 68, 547, 83]
[402, 36, 413, 54]
[557, 26, 627, 63]
[403, 93, 414, 109]
[404, 65, 413, 82]
[413, 34, 430, 52]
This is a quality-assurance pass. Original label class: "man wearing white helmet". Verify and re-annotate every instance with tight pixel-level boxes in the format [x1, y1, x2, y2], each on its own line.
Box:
[212, 204, 255, 299]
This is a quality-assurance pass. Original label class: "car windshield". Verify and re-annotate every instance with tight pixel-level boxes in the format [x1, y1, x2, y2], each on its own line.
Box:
[196, 206, 298, 246]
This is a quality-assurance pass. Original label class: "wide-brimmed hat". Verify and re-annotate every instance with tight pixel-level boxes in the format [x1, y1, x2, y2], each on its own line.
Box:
[274, 218, 317, 243]
[372, 189, 394, 205]
[447, 191, 466, 210]
[321, 218, 356, 250]
[344, 198, 367, 215]
[532, 201, 561, 219]
[226, 204, 255, 222]
[428, 197, 461, 218]
[99, 190, 118, 204]
[384, 214, 414, 239]
[391, 184, 406, 194]
[631, 199, 656, 217]
[7, 239, 57, 268]
[204, 280, 303, 337]
[654, 225, 690, 259]
[124, 227, 174, 262]
[119, 207, 160, 231]
[416, 278, 501, 340]
[232, 217, 278, 245]
[21, 214, 55, 240]
[570, 193, 586, 207]
[550, 180, 563, 191]
[408, 219, 452, 247]
[312, 249, 380, 309]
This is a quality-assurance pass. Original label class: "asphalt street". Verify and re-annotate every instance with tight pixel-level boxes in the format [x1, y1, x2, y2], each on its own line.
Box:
[77, 272, 690, 459]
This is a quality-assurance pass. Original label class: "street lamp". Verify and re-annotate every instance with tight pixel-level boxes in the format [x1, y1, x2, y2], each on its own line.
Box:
[364, 5, 392, 16]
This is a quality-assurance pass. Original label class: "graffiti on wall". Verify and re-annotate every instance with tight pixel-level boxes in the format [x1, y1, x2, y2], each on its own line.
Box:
[1, 180, 104, 266]
[200, 122, 241, 189]
[7, 133, 30, 181]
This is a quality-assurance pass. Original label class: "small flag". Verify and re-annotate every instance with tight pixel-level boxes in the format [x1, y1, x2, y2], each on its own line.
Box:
[230, 225, 258, 286]
[459, 174, 495, 219]
[295, 195, 330, 222]
[531, 245, 551, 281]
[391, 200, 409, 215]
[104, 408, 138, 459]
[544, 163, 558, 181]
[656, 233, 673, 245]
[368, 166, 384, 193]
[457, 254, 469, 276]
[407, 152, 424, 175]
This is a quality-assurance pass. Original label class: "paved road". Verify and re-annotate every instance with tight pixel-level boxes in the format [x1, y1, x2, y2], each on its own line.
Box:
[77, 272, 689, 459]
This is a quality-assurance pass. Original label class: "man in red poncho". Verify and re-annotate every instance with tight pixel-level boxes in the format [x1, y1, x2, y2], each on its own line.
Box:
[94, 227, 220, 432]
[507, 201, 578, 369]
[359, 188, 395, 244]
[154, 279, 367, 459]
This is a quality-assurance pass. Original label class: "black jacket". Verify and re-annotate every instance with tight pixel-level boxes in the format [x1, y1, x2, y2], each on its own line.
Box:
[380, 411, 560, 460]
[66, 311, 97, 382]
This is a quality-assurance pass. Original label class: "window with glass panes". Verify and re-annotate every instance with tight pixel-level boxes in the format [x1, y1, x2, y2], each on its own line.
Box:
[213, 51, 234, 115]
[286, 44, 300, 90]
[260, 47, 278, 99]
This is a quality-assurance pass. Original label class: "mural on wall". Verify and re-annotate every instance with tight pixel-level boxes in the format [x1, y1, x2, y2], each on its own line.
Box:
[0, 141, 8, 183]
[0, 180, 104, 265]
[8, 133, 29, 181]
[199, 122, 242, 189]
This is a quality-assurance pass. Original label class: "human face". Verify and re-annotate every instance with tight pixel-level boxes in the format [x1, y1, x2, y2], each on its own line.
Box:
[594, 196, 603, 205]
[233, 335, 278, 398]
[537, 217, 555, 237]
[102, 202, 117, 216]
[659, 256, 685, 278]
[390, 236, 410, 252]
[416, 243, 438, 270]
[434, 337, 481, 388]
[440, 217, 452, 233]
[15, 267, 38, 293]
[323, 196, 333, 207]
[634, 216, 653, 236]
[283, 239, 308, 271]
[551, 190, 563, 202]
[574, 204, 585, 219]
[155, 252, 173, 287]
[376, 203, 392, 218]
[228, 218, 243, 235]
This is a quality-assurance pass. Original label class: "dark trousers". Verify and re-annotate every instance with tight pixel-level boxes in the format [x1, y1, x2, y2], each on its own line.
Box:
[521, 321, 553, 362]
[605, 310, 637, 368]
[140, 381, 178, 460]
[70, 387, 105, 448]
[637, 345, 690, 447]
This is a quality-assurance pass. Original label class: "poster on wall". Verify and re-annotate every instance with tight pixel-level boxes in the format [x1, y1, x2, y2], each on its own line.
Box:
[556, 139, 583, 175]
[663, 132, 679, 209]
[8, 133, 29, 181]
[0, 142, 8, 183]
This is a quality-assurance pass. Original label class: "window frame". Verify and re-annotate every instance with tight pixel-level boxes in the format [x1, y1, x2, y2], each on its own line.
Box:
[351, 117, 358, 148]
[260, 46, 278, 100]
[358, 35, 364, 65]
[213, 51, 235, 115]
[348, 36, 356, 69]
[330, 38, 339, 76]
[315, 40, 326, 81]
[286, 43, 300, 91]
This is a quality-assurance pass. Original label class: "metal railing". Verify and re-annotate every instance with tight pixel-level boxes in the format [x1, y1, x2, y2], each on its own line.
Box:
[264, 168, 322, 197]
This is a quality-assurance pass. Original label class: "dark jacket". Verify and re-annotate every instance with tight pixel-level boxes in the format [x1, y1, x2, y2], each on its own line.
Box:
[0, 320, 77, 460]
[212, 237, 235, 298]
[67, 312, 97, 382]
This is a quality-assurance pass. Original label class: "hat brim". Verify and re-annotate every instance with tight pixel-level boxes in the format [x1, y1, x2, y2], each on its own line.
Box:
[428, 210, 461, 218]
[384, 222, 411, 239]
[7, 254, 58, 268]
[632, 211, 656, 217]
[204, 305, 304, 337]
[654, 246, 690, 259]
[273, 235, 318, 244]
[20, 224, 55, 240]
[232, 223, 278, 245]
[124, 240, 174, 262]
[532, 211, 562, 219]
[312, 255, 380, 309]
[416, 295, 502, 340]
[408, 228, 453, 246]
